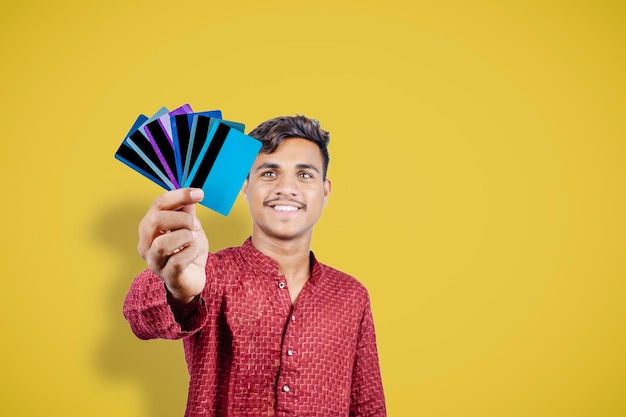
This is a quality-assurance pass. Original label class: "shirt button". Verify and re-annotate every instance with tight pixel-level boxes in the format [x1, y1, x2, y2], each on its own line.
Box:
[291, 315, 296, 321]
[282, 385, 290, 393]
[278, 282, 286, 289]
[287, 349, 293, 356]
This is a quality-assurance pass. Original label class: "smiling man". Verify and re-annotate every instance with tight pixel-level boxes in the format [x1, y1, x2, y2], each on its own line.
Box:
[123, 115, 386, 417]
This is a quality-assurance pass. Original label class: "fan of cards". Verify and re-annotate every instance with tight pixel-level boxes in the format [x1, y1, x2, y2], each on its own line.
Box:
[115, 104, 262, 215]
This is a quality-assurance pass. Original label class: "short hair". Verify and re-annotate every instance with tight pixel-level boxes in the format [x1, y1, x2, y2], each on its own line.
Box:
[248, 115, 330, 179]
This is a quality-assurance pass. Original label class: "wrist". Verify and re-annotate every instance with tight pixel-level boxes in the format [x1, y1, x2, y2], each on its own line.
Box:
[164, 284, 196, 306]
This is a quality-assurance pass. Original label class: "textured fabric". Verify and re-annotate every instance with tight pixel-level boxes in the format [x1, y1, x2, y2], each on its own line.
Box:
[123, 238, 386, 417]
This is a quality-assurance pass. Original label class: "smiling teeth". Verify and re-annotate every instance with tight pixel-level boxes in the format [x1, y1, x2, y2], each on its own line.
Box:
[274, 205, 299, 212]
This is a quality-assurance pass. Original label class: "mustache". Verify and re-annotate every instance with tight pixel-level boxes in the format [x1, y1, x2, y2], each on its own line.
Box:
[263, 197, 307, 210]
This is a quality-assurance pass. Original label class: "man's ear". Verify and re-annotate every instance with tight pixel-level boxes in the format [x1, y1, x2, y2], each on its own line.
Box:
[323, 178, 332, 206]
[241, 177, 249, 201]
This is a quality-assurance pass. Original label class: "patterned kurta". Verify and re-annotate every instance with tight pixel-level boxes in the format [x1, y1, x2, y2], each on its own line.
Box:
[123, 238, 386, 417]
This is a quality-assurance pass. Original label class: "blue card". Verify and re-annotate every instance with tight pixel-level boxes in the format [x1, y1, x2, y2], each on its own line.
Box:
[183, 121, 262, 215]
[121, 107, 176, 190]
[172, 110, 222, 184]
[143, 105, 194, 188]
[115, 108, 175, 190]
[114, 114, 171, 189]
[183, 115, 246, 185]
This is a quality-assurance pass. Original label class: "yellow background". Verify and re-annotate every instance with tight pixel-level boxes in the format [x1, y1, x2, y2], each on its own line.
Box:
[1, 1, 625, 416]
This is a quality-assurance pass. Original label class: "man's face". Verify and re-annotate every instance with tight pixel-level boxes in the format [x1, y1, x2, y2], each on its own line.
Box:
[242, 137, 331, 243]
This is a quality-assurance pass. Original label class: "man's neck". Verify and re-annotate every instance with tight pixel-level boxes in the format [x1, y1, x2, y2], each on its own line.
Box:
[250, 233, 312, 282]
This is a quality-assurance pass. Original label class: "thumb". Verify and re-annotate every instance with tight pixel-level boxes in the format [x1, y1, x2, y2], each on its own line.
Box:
[188, 188, 204, 203]
[180, 188, 203, 214]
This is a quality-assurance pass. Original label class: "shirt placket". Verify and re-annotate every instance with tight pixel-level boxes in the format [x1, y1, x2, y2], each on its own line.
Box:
[276, 307, 299, 415]
[275, 278, 318, 416]
[272, 272, 294, 415]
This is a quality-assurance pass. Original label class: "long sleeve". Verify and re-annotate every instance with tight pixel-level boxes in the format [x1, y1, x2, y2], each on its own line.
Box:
[350, 296, 387, 417]
[122, 268, 208, 340]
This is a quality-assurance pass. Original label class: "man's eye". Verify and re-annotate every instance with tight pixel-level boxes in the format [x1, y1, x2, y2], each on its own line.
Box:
[262, 171, 276, 177]
[299, 172, 312, 179]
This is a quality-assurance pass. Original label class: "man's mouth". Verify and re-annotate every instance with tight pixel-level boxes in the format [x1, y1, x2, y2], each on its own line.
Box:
[272, 205, 300, 212]
[264, 199, 306, 212]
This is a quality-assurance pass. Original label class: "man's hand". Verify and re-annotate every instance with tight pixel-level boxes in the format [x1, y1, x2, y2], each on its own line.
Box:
[137, 188, 209, 304]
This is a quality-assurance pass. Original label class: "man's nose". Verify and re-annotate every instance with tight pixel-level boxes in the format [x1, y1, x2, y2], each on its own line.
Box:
[274, 175, 298, 196]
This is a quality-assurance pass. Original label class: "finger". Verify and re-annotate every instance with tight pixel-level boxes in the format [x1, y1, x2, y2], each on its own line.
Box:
[178, 198, 198, 217]
[151, 188, 204, 212]
[150, 210, 201, 234]
[138, 199, 202, 257]
[176, 203, 210, 254]
[145, 229, 199, 270]
[161, 243, 202, 281]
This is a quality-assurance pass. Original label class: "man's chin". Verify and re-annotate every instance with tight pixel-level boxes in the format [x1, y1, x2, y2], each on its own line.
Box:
[260, 227, 311, 243]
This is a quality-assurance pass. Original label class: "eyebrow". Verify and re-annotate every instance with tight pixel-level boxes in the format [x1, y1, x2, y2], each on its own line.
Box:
[296, 163, 321, 174]
[255, 162, 321, 174]
[255, 163, 280, 172]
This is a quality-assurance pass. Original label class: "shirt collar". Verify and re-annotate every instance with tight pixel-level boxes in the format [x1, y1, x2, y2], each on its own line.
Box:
[240, 237, 324, 286]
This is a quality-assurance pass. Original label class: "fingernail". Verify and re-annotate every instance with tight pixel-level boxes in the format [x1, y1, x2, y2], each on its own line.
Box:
[193, 217, 201, 230]
[190, 189, 204, 200]
[191, 230, 199, 239]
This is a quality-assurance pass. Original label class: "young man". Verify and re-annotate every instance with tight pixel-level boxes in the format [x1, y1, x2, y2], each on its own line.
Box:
[123, 115, 386, 416]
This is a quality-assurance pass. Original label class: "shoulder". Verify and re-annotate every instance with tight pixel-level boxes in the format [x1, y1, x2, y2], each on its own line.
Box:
[317, 261, 370, 303]
[204, 244, 247, 271]
[200, 244, 252, 295]
[211, 244, 244, 260]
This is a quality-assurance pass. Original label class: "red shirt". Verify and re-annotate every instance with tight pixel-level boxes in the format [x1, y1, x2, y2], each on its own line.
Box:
[123, 238, 386, 417]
